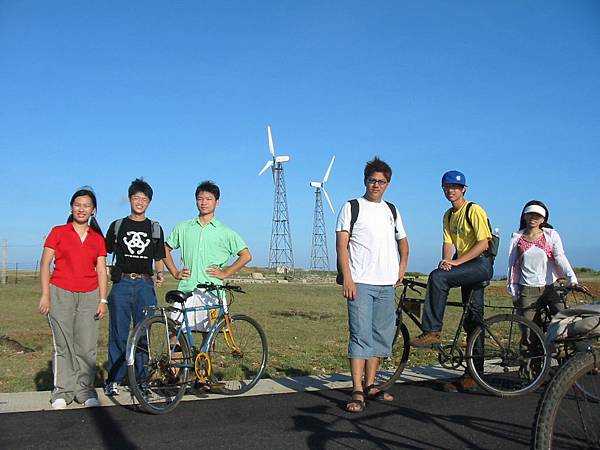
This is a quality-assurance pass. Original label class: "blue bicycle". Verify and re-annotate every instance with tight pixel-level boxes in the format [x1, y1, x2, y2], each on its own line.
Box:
[126, 282, 268, 414]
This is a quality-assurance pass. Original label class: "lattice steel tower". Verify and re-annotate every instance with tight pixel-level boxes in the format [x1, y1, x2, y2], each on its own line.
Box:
[258, 126, 294, 272]
[309, 156, 335, 271]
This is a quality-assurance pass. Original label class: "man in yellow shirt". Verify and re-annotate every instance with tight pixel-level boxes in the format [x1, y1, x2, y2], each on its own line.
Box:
[411, 170, 493, 392]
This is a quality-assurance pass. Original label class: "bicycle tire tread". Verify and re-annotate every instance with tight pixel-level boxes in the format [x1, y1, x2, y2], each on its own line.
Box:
[532, 351, 597, 450]
[467, 314, 550, 398]
[127, 316, 190, 415]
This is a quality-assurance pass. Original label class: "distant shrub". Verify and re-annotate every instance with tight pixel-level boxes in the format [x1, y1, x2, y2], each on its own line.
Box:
[574, 267, 597, 274]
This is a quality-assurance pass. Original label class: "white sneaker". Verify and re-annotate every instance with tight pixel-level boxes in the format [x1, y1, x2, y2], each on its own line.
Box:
[51, 398, 67, 410]
[84, 398, 100, 408]
[104, 382, 120, 396]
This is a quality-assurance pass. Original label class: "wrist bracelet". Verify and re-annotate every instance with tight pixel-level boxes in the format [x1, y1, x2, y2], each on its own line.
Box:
[100, 299, 108, 304]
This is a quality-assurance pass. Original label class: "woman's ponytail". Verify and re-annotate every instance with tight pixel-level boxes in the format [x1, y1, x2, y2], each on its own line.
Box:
[89, 215, 104, 237]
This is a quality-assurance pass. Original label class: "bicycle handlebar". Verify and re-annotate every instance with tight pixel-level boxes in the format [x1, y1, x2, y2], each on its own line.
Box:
[402, 278, 427, 290]
[196, 282, 245, 294]
[555, 284, 592, 297]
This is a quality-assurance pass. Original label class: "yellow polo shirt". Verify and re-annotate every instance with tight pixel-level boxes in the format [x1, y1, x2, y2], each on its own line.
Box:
[443, 201, 492, 258]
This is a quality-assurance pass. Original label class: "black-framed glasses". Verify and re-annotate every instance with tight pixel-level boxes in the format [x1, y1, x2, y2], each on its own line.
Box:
[366, 178, 388, 186]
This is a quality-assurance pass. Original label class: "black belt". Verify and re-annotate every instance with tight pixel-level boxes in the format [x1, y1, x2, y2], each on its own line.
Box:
[122, 273, 153, 280]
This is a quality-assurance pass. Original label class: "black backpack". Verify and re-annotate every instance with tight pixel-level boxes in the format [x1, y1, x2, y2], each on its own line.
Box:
[336, 199, 398, 285]
[446, 202, 499, 259]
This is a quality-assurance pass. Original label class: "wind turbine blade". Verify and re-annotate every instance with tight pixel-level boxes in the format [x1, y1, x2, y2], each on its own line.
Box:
[267, 126, 275, 156]
[323, 155, 335, 183]
[322, 187, 335, 214]
[258, 160, 274, 176]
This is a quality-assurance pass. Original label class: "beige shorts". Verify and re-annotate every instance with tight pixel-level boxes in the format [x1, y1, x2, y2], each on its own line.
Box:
[169, 288, 224, 332]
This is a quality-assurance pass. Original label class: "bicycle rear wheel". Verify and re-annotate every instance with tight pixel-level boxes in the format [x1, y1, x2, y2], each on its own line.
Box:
[533, 350, 600, 449]
[467, 314, 550, 397]
[374, 322, 410, 391]
[207, 314, 268, 395]
[127, 316, 190, 414]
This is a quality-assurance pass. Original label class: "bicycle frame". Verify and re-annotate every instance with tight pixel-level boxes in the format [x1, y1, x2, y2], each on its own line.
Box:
[125, 289, 239, 374]
[398, 280, 514, 364]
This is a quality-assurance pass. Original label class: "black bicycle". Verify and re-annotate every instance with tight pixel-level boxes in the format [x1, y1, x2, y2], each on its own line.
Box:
[374, 278, 550, 397]
[532, 304, 600, 449]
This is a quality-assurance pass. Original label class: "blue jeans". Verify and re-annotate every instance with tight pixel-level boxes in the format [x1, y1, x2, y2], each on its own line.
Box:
[422, 255, 493, 371]
[347, 284, 396, 359]
[107, 277, 157, 384]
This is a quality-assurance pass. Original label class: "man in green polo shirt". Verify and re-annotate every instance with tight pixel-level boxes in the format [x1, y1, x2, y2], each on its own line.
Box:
[163, 180, 252, 331]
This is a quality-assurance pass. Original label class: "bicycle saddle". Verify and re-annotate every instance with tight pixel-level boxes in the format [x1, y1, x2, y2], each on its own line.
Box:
[165, 290, 194, 304]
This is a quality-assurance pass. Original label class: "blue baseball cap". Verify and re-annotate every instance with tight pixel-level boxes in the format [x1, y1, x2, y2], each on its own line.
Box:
[441, 170, 467, 186]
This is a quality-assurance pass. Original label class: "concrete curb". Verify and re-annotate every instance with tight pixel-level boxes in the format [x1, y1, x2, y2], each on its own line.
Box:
[0, 364, 462, 414]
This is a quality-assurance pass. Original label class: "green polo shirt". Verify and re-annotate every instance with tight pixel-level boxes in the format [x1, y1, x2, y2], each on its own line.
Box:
[166, 217, 248, 292]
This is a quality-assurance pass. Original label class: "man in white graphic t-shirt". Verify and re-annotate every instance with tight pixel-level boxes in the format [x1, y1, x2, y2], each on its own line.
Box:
[336, 157, 409, 413]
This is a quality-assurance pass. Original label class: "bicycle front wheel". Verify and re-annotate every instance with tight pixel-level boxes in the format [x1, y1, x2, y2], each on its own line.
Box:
[127, 316, 190, 414]
[207, 314, 268, 395]
[467, 314, 550, 397]
[375, 322, 410, 391]
[533, 350, 600, 450]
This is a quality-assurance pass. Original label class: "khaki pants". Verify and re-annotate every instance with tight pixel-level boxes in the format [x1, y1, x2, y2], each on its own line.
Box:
[48, 285, 99, 404]
[514, 284, 563, 326]
[514, 284, 563, 351]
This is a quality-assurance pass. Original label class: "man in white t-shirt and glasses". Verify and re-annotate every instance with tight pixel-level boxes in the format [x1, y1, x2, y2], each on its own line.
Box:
[336, 157, 409, 413]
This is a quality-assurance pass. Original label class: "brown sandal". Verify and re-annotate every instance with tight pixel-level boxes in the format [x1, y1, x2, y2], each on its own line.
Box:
[346, 391, 366, 413]
[365, 384, 395, 402]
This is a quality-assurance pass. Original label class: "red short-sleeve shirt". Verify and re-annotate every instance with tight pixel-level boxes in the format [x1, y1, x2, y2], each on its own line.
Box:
[44, 224, 107, 292]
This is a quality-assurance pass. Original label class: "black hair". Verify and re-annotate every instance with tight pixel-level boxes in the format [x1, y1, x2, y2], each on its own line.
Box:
[195, 180, 220, 200]
[67, 187, 104, 237]
[519, 200, 553, 231]
[128, 177, 153, 201]
[364, 156, 392, 182]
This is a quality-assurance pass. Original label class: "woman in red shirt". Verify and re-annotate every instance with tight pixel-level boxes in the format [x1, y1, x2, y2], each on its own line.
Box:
[38, 187, 108, 410]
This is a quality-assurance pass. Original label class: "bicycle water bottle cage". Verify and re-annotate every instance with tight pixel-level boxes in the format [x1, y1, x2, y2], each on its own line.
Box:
[165, 290, 193, 304]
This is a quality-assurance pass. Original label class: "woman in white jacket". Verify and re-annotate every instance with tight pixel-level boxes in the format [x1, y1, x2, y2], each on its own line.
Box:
[507, 200, 584, 325]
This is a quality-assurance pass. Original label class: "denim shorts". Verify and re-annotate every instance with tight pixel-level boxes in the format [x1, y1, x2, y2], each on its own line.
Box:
[347, 283, 396, 359]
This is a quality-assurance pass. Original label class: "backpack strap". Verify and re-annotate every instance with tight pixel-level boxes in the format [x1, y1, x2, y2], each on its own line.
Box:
[385, 201, 399, 236]
[151, 220, 161, 241]
[348, 199, 359, 236]
[113, 218, 124, 246]
[110, 218, 126, 267]
[465, 202, 474, 230]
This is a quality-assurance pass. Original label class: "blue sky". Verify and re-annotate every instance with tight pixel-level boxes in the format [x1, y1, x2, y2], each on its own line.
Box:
[1, 1, 599, 274]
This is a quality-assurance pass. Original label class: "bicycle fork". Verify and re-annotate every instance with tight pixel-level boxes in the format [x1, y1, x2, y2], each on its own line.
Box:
[221, 315, 243, 356]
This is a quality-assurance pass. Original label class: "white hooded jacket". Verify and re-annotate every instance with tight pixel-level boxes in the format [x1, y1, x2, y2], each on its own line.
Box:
[506, 228, 578, 300]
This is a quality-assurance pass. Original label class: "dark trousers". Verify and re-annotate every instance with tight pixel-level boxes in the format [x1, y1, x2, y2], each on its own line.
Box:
[107, 277, 157, 384]
[422, 255, 494, 371]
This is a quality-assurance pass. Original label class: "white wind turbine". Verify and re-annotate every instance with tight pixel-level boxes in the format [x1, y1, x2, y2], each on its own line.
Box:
[258, 126, 290, 176]
[309, 156, 335, 270]
[258, 126, 294, 272]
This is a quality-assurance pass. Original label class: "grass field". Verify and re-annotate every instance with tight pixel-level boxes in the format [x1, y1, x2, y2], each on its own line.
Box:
[1, 273, 599, 393]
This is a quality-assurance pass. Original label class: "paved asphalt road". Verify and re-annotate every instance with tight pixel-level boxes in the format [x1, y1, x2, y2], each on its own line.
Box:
[0, 380, 540, 449]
